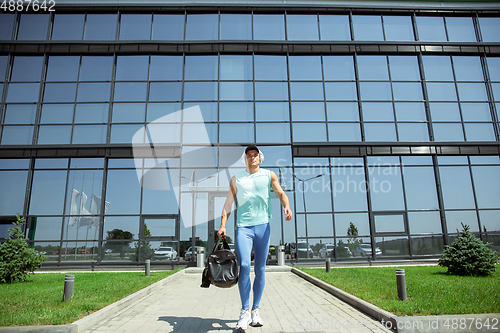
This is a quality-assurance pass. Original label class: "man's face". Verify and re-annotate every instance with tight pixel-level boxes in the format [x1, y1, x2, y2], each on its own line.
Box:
[246, 150, 260, 165]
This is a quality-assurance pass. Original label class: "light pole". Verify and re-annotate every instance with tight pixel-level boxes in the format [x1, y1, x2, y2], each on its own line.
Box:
[293, 173, 324, 259]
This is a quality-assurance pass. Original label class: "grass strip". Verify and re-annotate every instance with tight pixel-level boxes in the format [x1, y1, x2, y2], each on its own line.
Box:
[0, 269, 182, 327]
[299, 265, 500, 316]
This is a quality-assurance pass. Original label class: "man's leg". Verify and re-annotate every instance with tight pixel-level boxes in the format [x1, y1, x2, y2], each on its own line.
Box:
[251, 223, 270, 310]
[236, 226, 254, 310]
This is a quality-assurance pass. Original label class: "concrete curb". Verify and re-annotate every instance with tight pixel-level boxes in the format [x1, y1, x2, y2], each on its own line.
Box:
[0, 269, 185, 333]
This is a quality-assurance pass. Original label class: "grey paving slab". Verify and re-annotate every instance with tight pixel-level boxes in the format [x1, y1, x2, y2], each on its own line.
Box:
[81, 269, 392, 333]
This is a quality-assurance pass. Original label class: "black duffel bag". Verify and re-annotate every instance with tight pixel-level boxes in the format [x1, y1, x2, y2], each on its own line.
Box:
[201, 237, 239, 288]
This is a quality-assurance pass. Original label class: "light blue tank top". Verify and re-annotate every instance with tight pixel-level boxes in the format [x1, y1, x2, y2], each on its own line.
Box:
[235, 168, 272, 228]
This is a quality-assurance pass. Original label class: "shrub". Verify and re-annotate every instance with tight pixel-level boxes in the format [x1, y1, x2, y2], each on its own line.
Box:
[438, 222, 498, 276]
[0, 213, 46, 283]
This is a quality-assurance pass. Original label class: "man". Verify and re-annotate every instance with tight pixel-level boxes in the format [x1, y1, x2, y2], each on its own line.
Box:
[217, 144, 292, 331]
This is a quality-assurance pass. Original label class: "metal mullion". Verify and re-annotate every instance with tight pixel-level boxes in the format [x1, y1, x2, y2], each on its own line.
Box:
[450, 55, 467, 141]
[363, 155, 376, 260]
[353, 52, 365, 143]
[33, 53, 49, 146]
[480, 54, 500, 141]
[467, 156, 484, 240]
[387, 55, 399, 142]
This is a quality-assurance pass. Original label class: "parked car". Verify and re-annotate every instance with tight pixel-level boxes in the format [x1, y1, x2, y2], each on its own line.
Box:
[354, 243, 382, 257]
[154, 246, 177, 260]
[184, 246, 207, 261]
[318, 244, 335, 258]
[297, 241, 314, 258]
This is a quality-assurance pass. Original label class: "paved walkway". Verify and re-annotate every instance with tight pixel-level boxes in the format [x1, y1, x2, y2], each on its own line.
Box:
[81, 268, 392, 333]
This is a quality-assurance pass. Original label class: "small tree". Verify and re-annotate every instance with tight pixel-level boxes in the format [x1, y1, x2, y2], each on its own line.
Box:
[439, 223, 498, 276]
[347, 222, 362, 255]
[0, 213, 46, 283]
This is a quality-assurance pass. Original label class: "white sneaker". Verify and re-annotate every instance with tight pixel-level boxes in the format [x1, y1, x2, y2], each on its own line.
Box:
[251, 308, 264, 327]
[236, 309, 251, 330]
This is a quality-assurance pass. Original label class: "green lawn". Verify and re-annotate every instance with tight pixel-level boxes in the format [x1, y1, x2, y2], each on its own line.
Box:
[299, 265, 500, 316]
[0, 269, 182, 327]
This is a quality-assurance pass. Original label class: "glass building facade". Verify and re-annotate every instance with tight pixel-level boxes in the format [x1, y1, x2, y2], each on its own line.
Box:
[0, 0, 499, 266]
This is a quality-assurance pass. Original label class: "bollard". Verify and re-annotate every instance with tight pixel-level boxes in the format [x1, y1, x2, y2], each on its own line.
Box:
[396, 269, 407, 301]
[277, 245, 285, 266]
[326, 258, 331, 273]
[196, 246, 205, 268]
[145, 259, 150, 276]
[62, 274, 75, 302]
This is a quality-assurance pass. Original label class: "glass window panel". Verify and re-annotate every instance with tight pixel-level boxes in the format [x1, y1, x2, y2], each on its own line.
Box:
[17, 14, 49, 40]
[364, 123, 397, 141]
[114, 82, 148, 102]
[80, 56, 113, 81]
[426, 83, 458, 101]
[112, 103, 145, 123]
[389, 56, 420, 81]
[367, 156, 400, 166]
[220, 82, 253, 101]
[152, 14, 184, 40]
[362, 102, 394, 121]
[46, 56, 80, 82]
[256, 123, 290, 143]
[446, 210, 479, 233]
[43, 83, 77, 103]
[72, 125, 107, 144]
[1, 126, 33, 145]
[119, 14, 152, 40]
[429, 103, 461, 121]
[106, 170, 141, 214]
[149, 82, 182, 102]
[220, 55, 252, 81]
[220, 102, 253, 122]
[287, 15, 319, 41]
[146, 123, 181, 144]
[147, 103, 182, 122]
[401, 156, 433, 166]
[0, 56, 7, 81]
[37, 125, 72, 144]
[395, 103, 427, 121]
[11, 56, 43, 82]
[184, 82, 218, 101]
[457, 83, 488, 102]
[335, 213, 370, 236]
[29, 218, 63, 243]
[292, 123, 327, 142]
[471, 166, 500, 209]
[0, 159, 30, 169]
[368, 166, 405, 211]
[416, 16, 446, 41]
[255, 82, 288, 100]
[70, 158, 104, 169]
[77, 83, 110, 102]
[383, 16, 414, 41]
[74, 104, 108, 123]
[182, 123, 217, 144]
[352, 15, 383, 41]
[319, 15, 350, 41]
[464, 123, 496, 141]
[220, 14, 252, 40]
[292, 102, 325, 121]
[470, 156, 500, 165]
[253, 14, 285, 40]
[357, 56, 389, 81]
[289, 56, 322, 81]
[306, 215, 333, 237]
[328, 123, 361, 142]
[323, 56, 354, 81]
[142, 184, 179, 215]
[446, 17, 476, 42]
[116, 56, 149, 81]
[0, 170, 28, 214]
[403, 167, 439, 210]
[29, 170, 67, 215]
[110, 124, 144, 144]
[487, 57, 500, 81]
[255, 102, 289, 121]
[393, 82, 423, 101]
[479, 210, 500, 233]
[375, 215, 405, 233]
[184, 102, 218, 122]
[359, 82, 392, 101]
[185, 56, 218, 80]
[461, 103, 492, 122]
[295, 171, 331, 213]
[52, 14, 85, 40]
[0, 13, 15, 40]
[219, 123, 254, 143]
[437, 156, 469, 165]
[479, 17, 500, 42]
[84, 14, 117, 40]
[186, 14, 218, 40]
[432, 123, 464, 141]
[423, 56, 454, 81]
[6, 83, 40, 103]
[290, 82, 324, 100]
[331, 169, 368, 211]
[150, 56, 183, 81]
[260, 146, 292, 167]
[325, 82, 357, 101]
[453, 56, 483, 82]
[408, 211, 442, 234]
[327, 102, 359, 122]
[439, 166, 476, 209]
[4, 104, 37, 124]
[254, 55, 287, 80]
[40, 104, 74, 124]
[493, 84, 500, 101]
[398, 123, 429, 141]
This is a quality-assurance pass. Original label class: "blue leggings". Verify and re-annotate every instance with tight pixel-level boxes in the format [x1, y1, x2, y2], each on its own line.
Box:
[236, 223, 270, 311]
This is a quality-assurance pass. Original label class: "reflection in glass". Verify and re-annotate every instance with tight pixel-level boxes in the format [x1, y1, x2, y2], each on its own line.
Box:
[220, 102, 253, 122]
[253, 14, 285, 40]
[439, 166, 476, 209]
[11, 56, 44, 82]
[220, 14, 252, 40]
[289, 56, 322, 81]
[352, 15, 383, 41]
[152, 14, 184, 40]
[383, 16, 414, 41]
[323, 56, 355, 81]
[292, 102, 325, 121]
[328, 123, 362, 142]
[256, 102, 289, 121]
[4, 104, 37, 124]
[392, 82, 423, 101]
[395, 103, 426, 121]
[116, 56, 149, 81]
[325, 82, 357, 101]
[403, 167, 438, 210]
[423, 56, 454, 81]
[411, 235, 443, 255]
[185, 56, 218, 80]
[106, 170, 141, 215]
[119, 14, 152, 40]
[445, 17, 476, 42]
[290, 82, 324, 100]
[29, 170, 67, 215]
[375, 215, 405, 233]
[426, 83, 457, 101]
[471, 166, 500, 209]
[306, 214, 333, 237]
[254, 55, 287, 80]
[256, 123, 290, 144]
[457, 83, 488, 102]
[429, 103, 461, 121]
[72, 125, 107, 144]
[52, 14, 85, 40]
[416, 16, 446, 41]
[84, 14, 117, 40]
[220, 55, 253, 80]
[0, 171, 28, 214]
[479, 17, 500, 42]
[112, 103, 145, 123]
[287, 15, 319, 41]
[46, 56, 80, 81]
[445, 210, 479, 233]
[184, 82, 218, 101]
[219, 123, 254, 143]
[38, 126, 72, 144]
[461, 103, 492, 122]
[17, 14, 49, 40]
[77, 83, 111, 102]
[149, 82, 182, 102]
[368, 166, 405, 211]
[44, 83, 77, 103]
[453, 56, 484, 81]
[186, 14, 218, 40]
[255, 82, 288, 100]
[362, 102, 394, 121]
[114, 82, 148, 102]
[75, 104, 109, 123]
[150, 56, 183, 81]
[319, 15, 350, 41]
[0, 13, 15, 40]
[292, 123, 327, 142]
[376, 236, 409, 256]
[220, 82, 254, 100]
[331, 170, 368, 212]
[1, 126, 34, 145]
[389, 56, 420, 81]
[408, 211, 442, 234]
[334, 213, 370, 236]
[397, 123, 429, 142]
[359, 82, 392, 100]
[357, 56, 389, 80]
[80, 57, 113, 81]
[464, 123, 496, 141]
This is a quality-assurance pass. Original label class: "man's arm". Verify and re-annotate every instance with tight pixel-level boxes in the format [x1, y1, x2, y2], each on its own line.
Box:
[270, 171, 293, 221]
[217, 176, 237, 238]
